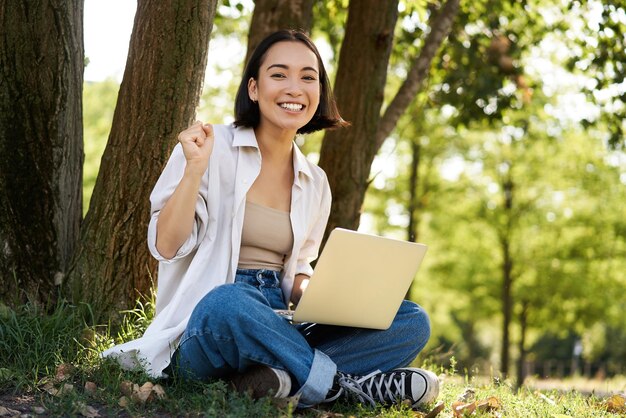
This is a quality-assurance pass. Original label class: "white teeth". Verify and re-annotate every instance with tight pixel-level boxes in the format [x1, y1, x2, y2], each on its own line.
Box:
[280, 103, 303, 111]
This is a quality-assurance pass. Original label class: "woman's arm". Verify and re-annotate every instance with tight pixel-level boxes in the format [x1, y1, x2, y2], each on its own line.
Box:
[155, 122, 214, 259]
[290, 171, 332, 305]
[290, 273, 310, 306]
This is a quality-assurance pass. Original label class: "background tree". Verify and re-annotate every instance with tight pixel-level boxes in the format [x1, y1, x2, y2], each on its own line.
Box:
[319, 0, 460, 242]
[67, 1, 218, 317]
[563, 0, 625, 149]
[0, 1, 84, 306]
[244, 0, 314, 64]
[317, 0, 399, 239]
[397, 0, 554, 377]
[82, 79, 119, 215]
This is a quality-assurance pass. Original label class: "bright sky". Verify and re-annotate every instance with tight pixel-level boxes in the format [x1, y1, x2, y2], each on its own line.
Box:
[84, 0, 251, 97]
[84, 0, 136, 82]
[84, 1, 604, 119]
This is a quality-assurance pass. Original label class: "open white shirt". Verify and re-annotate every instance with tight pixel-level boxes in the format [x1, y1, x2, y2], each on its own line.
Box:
[102, 124, 331, 377]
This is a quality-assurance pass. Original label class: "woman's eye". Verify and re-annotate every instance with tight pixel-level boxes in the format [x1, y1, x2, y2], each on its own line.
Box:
[271, 73, 286, 79]
[303, 76, 317, 81]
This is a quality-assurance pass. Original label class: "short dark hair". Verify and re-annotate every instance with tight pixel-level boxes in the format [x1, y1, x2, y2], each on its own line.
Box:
[234, 29, 348, 134]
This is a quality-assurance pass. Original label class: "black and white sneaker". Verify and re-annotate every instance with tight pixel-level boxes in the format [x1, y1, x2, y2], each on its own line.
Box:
[229, 365, 292, 399]
[325, 368, 439, 408]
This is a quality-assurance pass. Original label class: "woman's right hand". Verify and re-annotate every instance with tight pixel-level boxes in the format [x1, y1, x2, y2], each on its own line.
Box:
[178, 121, 214, 175]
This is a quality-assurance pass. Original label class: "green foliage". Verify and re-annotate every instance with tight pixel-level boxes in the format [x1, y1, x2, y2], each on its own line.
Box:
[82, 79, 119, 215]
[312, 0, 349, 61]
[563, 1, 625, 149]
[428, 0, 543, 125]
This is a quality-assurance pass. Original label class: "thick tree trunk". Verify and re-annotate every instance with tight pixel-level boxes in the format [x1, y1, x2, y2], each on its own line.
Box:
[318, 0, 399, 241]
[0, 1, 83, 306]
[245, 0, 314, 64]
[67, 0, 217, 318]
[318, 0, 459, 242]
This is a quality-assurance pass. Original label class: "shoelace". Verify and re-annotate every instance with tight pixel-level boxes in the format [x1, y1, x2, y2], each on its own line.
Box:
[327, 370, 381, 407]
[359, 370, 407, 404]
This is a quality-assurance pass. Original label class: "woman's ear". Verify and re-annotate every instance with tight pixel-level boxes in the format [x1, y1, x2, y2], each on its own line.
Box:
[247, 78, 258, 102]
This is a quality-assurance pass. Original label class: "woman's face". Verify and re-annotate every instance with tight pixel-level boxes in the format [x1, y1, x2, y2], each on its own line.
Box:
[248, 41, 321, 135]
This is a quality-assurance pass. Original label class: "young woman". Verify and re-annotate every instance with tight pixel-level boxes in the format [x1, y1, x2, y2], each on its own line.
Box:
[104, 29, 438, 409]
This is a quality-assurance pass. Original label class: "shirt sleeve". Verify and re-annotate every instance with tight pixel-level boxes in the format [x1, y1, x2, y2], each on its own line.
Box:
[147, 144, 209, 263]
[295, 172, 332, 277]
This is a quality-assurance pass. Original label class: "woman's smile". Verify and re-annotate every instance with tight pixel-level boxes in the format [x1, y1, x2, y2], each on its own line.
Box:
[279, 102, 305, 112]
[248, 41, 321, 137]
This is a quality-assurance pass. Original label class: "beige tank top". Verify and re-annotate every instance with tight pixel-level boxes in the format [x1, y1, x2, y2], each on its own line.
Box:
[238, 200, 294, 271]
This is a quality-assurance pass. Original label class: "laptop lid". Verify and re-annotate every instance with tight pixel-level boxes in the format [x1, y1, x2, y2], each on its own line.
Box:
[292, 228, 427, 330]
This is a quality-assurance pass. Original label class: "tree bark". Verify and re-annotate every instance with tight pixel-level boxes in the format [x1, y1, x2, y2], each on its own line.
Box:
[500, 177, 514, 378]
[67, 0, 217, 317]
[245, 0, 314, 65]
[500, 237, 513, 378]
[407, 141, 421, 243]
[0, 1, 83, 306]
[516, 300, 529, 388]
[318, 0, 399, 241]
[376, 0, 460, 148]
[318, 0, 460, 241]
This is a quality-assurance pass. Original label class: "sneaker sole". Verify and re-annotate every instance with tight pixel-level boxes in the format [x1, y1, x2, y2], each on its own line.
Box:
[405, 368, 439, 406]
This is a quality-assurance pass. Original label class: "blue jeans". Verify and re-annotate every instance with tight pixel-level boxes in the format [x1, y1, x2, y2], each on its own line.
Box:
[173, 268, 431, 407]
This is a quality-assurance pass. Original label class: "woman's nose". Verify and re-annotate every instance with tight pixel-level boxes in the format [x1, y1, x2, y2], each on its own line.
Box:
[284, 80, 303, 96]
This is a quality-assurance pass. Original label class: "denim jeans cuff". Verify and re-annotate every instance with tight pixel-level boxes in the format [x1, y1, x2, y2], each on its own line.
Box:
[296, 348, 336, 408]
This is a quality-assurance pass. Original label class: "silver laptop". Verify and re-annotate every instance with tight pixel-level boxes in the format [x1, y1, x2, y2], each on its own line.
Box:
[275, 228, 427, 330]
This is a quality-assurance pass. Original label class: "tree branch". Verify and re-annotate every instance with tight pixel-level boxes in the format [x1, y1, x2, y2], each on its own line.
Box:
[375, 0, 460, 149]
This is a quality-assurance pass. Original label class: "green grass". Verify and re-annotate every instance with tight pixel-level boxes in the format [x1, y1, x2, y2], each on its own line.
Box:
[1, 301, 624, 417]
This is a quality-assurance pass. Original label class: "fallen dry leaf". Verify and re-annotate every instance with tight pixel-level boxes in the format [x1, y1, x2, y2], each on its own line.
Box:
[118, 396, 130, 407]
[42, 382, 74, 397]
[152, 383, 166, 399]
[425, 401, 445, 418]
[119, 380, 169, 405]
[31, 406, 46, 415]
[74, 401, 100, 417]
[477, 396, 501, 412]
[452, 401, 477, 417]
[119, 380, 134, 397]
[61, 383, 75, 395]
[140, 381, 154, 392]
[603, 394, 626, 413]
[131, 388, 152, 404]
[0, 406, 20, 417]
[55, 363, 74, 382]
[42, 382, 56, 395]
[84, 381, 97, 395]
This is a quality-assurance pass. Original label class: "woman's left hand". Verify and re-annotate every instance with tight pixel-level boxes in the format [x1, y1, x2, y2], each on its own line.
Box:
[290, 274, 310, 306]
